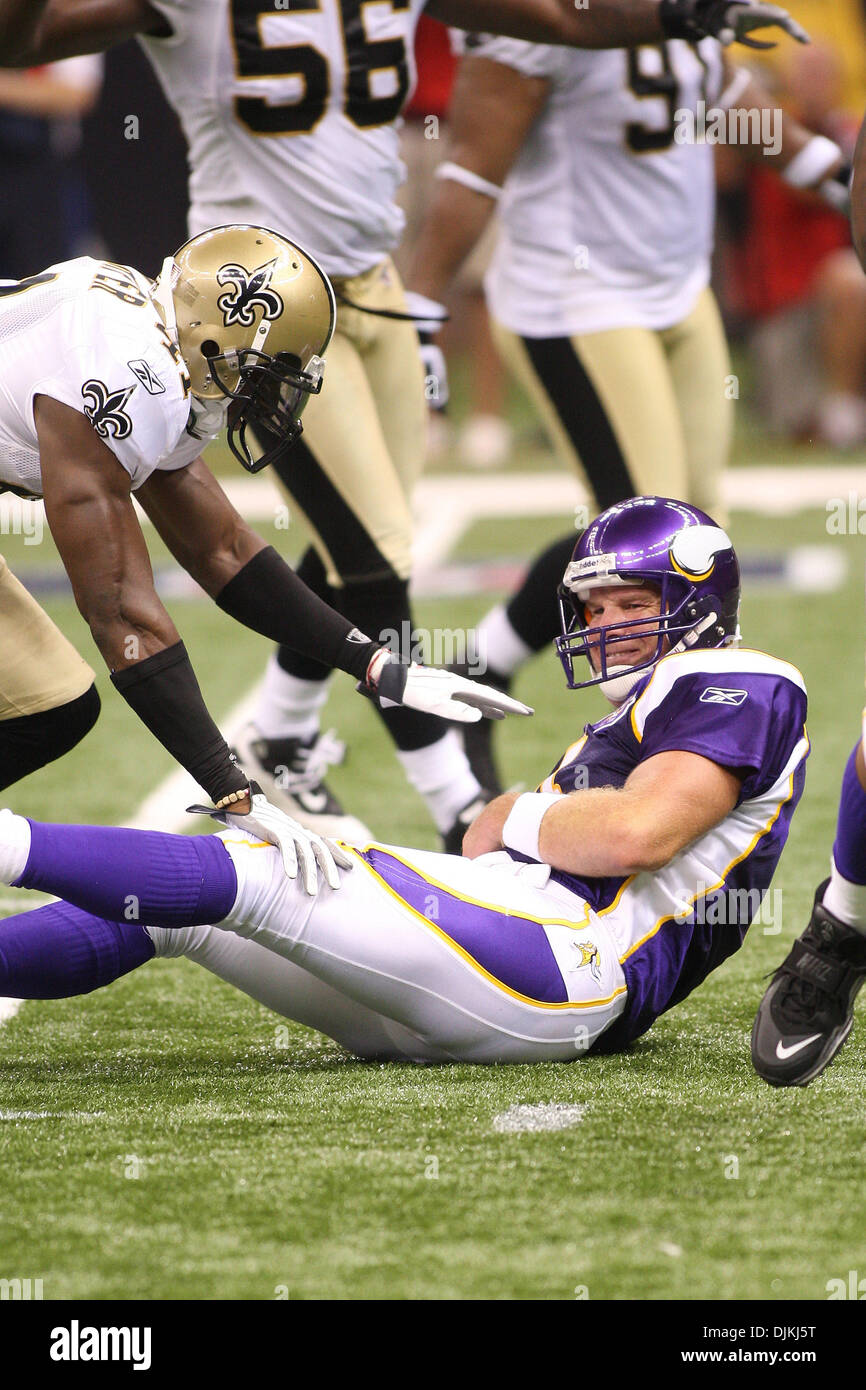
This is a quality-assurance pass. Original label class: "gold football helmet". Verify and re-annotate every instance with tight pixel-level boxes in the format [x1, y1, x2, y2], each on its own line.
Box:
[152, 224, 336, 472]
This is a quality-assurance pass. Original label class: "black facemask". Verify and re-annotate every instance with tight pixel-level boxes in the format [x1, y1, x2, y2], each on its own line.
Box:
[207, 347, 324, 472]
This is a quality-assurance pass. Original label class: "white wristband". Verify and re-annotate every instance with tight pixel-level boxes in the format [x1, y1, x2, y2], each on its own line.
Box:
[782, 135, 842, 189]
[403, 290, 449, 336]
[502, 792, 561, 862]
[819, 172, 851, 215]
[716, 66, 751, 112]
[436, 161, 502, 202]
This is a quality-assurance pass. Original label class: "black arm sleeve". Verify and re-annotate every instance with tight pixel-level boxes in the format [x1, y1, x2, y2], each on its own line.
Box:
[111, 642, 248, 804]
[214, 545, 381, 682]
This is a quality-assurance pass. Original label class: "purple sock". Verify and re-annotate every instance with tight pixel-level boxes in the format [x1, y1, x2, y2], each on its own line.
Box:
[14, 824, 238, 928]
[0, 901, 155, 999]
[832, 743, 866, 885]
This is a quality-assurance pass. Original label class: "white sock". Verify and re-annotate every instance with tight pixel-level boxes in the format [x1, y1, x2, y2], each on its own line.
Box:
[475, 604, 532, 680]
[0, 809, 32, 885]
[397, 732, 481, 832]
[817, 393, 866, 449]
[823, 857, 866, 934]
[255, 655, 331, 741]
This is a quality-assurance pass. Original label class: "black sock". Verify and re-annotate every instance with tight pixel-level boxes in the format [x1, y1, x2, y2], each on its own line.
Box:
[0, 683, 100, 791]
[506, 534, 578, 654]
[336, 575, 451, 752]
[276, 547, 339, 683]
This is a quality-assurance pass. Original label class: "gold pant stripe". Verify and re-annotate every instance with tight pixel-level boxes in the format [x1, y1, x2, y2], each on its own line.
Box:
[0, 556, 94, 720]
[492, 286, 732, 519]
[272, 257, 427, 587]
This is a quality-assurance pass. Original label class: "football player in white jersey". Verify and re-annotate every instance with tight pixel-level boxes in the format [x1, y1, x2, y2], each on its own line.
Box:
[0, 0, 808, 849]
[0, 223, 529, 819]
[0, 498, 809, 1068]
[406, 29, 847, 798]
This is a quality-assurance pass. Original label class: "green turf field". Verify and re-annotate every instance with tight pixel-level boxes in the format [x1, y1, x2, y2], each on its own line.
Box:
[1, 436, 865, 1300]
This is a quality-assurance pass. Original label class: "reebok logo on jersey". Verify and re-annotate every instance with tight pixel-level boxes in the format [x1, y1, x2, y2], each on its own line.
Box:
[128, 359, 165, 395]
[216, 258, 284, 328]
[81, 379, 136, 440]
[699, 687, 748, 706]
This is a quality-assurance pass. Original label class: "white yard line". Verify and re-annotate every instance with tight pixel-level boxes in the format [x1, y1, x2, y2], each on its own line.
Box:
[3, 464, 864, 543]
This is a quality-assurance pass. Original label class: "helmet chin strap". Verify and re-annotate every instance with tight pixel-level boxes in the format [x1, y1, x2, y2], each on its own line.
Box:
[152, 256, 180, 337]
[599, 665, 645, 705]
[598, 610, 720, 706]
[187, 395, 230, 440]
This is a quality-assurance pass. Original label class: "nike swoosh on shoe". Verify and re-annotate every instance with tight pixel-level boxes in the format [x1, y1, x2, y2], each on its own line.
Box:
[775, 1034, 822, 1060]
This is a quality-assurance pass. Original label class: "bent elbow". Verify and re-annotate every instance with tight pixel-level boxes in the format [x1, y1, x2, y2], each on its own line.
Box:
[618, 823, 672, 876]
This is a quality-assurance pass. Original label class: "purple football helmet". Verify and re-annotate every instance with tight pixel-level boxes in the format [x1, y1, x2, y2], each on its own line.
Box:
[556, 496, 741, 700]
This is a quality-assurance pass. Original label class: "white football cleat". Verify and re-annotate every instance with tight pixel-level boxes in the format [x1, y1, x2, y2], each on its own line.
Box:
[231, 723, 372, 845]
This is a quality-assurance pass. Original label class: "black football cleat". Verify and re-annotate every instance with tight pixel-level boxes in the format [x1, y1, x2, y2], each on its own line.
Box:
[447, 660, 509, 796]
[442, 790, 497, 856]
[231, 723, 371, 843]
[751, 879, 866, 1086]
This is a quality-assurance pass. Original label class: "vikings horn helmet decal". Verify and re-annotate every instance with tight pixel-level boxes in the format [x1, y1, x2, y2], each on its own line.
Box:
[152, 225, 336, 472]
[556, 496, 741, 704]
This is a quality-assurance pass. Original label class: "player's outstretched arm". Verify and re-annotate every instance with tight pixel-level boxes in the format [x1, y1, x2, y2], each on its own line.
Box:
[407, 55, 549, 309]
[37, 397, 249, 807]
[426, 0, 807, 51]
[463, 750, 741, 873]
[137, 459, 533, 724]
[717, 60, 850, 213]
[0, 0, 161, 66]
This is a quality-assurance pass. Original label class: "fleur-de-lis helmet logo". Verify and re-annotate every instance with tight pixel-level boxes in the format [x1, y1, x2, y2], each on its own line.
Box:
[216, 258, 285, 328]
[81, 379, 136, 439]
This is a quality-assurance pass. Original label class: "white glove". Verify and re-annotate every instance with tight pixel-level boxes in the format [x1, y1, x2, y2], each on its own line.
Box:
[420, 341, 449, 409]
[405, 290, 449, 410]
[719, 1, 809, 49]
[187, 783, 354, 895]
[365, 652, 534, 723]
[661, 0, 809, 49]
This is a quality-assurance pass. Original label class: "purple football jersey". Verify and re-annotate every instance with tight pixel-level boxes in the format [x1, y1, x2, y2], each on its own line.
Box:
[525, 648, 809, 1048]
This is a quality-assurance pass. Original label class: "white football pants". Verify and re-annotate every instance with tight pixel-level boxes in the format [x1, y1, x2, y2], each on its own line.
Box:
[147, 835, 626, 1064]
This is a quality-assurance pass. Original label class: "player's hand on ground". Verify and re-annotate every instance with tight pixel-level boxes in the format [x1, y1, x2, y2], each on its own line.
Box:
[461, 792, 520, 859]
[187, 782, 354, 894]
[362, 653, 533, 723]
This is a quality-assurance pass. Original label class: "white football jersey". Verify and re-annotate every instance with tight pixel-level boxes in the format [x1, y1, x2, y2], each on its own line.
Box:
[142, 0, 427, 278]
[469, 36, 725, 337]
[0, 259, 205, 497]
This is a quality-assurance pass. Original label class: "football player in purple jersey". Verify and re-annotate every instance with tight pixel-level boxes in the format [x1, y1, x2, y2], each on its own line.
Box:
[0, 498, 809, 1064]
[751, 119, 866, 1088]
